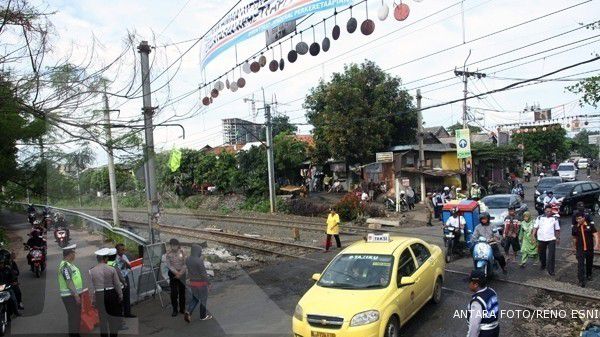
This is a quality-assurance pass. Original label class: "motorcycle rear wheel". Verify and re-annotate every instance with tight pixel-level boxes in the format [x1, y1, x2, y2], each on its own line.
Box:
[0, 308, 6, 336]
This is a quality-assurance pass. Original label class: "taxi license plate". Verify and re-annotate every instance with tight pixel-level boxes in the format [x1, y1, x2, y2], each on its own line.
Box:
[311, 332, 336, 337]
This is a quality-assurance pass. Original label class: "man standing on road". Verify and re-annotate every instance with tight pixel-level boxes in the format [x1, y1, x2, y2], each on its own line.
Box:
[572, 214, 599, 287]
[466, 269, 500, 337]
[503, 206, 521, 262]
[533, 205, 561, 276]
[572, 201, 594, 227]
[115, 243, 135, 318]
[433, 190, 444, 220]
[58, 244, 83, 337]
[425, 193, 435, 227]
[325, 208, 342, 252]
[470, 183, 481, 200]
[165, 239, 187, 316]
[89, 248, 123, 337]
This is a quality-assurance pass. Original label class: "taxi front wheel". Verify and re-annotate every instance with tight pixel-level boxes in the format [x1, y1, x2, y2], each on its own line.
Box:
[384, 316, 399, 337]
[431, 278, 443, 304]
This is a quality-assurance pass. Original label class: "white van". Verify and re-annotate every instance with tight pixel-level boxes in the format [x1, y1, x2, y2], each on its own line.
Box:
[558, 162, 577, 181]
[578, 158, 589, 169]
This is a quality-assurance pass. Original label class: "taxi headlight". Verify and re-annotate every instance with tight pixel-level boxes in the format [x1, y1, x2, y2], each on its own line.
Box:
[350, 310, 379, 327]
[293, 304, 304, 321]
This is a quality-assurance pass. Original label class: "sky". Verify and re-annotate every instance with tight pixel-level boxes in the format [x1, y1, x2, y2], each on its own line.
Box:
[39, 0, 600, 163]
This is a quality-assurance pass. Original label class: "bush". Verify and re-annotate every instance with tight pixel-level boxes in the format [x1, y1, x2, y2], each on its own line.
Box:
[284, 198, 328, 217]
[334, 193, 363, 221]
[240, 197, 271, 213]
[119, 192, 146, 208]
[363, 203, 386, 218]
[183, 195, 205, 209]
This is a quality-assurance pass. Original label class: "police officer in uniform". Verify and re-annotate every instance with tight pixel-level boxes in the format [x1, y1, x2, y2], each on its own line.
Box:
[467, 269, 500, 337]
[58, 244, 84, 337]
[89, 248, 123, 337]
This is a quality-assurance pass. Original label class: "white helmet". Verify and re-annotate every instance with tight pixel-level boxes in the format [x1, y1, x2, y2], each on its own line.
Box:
[444, 186, 450, 191]
[539, 173, 545, 177]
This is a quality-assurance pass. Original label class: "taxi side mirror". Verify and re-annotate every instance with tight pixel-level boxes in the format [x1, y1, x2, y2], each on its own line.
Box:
[398, 276, 416, 287]
[311, 273, 321, 282]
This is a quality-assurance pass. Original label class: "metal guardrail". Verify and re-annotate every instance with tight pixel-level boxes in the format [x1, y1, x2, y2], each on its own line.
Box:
[14, 202, 148, 246]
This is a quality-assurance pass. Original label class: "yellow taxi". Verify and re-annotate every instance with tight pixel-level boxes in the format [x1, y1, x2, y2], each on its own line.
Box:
[292, 233, 445, 337]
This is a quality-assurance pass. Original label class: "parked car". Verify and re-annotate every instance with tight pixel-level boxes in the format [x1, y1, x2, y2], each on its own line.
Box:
[535, 177, 563, 198]
[578, 158, 589, 169]
[480, 194, 528, 231]
[557, 162, 577, 181]
[549, 181, 600, 215]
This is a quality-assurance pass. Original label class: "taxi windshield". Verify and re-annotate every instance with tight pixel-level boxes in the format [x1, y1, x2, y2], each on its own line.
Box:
[318, 254, 394, 290]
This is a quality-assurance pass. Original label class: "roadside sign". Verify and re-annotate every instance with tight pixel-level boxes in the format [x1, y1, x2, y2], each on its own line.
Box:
[376, 152, 394, 163]
[455, 128, 472, 159]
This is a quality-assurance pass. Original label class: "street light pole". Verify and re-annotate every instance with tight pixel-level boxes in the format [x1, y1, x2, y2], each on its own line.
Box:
[103, 88, 120, 227]
[263, 89, 276, 213]
[416, 89, 426, 203]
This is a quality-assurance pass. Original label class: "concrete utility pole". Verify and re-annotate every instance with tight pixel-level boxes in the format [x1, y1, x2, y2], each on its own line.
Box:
[263, 90, 277, 213]
[138, 41, 159, 243]
[454, 50, 486, 187]
[416, 89, 426, 203]
[103, 88, 120, 227]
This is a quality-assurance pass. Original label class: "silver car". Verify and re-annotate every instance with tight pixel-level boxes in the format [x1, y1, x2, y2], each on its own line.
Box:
[557, 163, 577, 181]
[480, 194, 528, 231]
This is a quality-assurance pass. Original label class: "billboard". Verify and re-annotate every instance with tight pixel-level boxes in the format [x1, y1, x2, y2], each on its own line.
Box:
[200, 0, 353, 68]
[534, 109, 552, 121]
[455, 128, 472, 159]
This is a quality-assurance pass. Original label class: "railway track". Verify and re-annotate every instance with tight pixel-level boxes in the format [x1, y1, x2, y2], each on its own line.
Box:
[119, 219, 323, 259]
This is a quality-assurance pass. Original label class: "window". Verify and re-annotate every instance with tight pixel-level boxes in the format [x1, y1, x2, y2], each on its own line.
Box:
[582, 183, 593, 192]
[397, 249, 417, 278]
[573, 184, 584, 194]
[592, 183, 600, 190]
[410, 243, 431, 267]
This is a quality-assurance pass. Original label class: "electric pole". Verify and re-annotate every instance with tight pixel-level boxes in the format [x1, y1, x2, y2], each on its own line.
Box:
[138, 41, 159, 243]
[454, 51, 486, 187]
[263, 90, 276, 213]
[103, 86, 120, 227]
[416, 89, 425, 203]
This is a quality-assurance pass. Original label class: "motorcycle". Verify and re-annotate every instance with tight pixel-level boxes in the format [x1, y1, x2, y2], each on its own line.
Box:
[24, 244, 46, 278]
[472, 235, 500, 281]
[384, 196, 408, 212]
[443, 226, 465, 263]
[54, 228, 69, 248]
[0, 283, 11, 336]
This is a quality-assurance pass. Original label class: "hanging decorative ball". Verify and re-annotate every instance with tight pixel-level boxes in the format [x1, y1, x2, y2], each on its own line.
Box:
[566, 124, 570, 128]
[585, 121, 589, 125]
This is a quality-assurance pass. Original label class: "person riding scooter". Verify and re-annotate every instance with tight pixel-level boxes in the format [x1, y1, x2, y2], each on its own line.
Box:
[445, 208, 465, 249]
[471, 212, 507, 274]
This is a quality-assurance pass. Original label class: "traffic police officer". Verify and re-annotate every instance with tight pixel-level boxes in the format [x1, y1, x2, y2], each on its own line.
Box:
[467, 269, 500, 337]
[58, 244, 83, 337]
[89, 248, 123, 337]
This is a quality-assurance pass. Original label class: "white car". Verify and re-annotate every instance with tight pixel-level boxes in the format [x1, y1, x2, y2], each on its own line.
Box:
[578, 158, 589, 169]
[557, 163, 577, 181]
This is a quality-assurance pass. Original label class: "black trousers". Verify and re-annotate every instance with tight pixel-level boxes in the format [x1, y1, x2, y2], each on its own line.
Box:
[479, 326, 500, 337]
[434, 205, 442, 219]
[12, 284, 21, 304]
[538, 240, 556, 275]
[61, 295, 81, 337]
[491, 244, 506, 269]
[168, 272, 186, 313]
[576, 250, 594, 283]
[122, 277, 132, 316]
[504, 236, 520, 254]
[95, 289, 122, 337]
[325, 234, 341, 251]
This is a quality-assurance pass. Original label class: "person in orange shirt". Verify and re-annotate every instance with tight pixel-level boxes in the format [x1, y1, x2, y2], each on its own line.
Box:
[572, 214, 599, 288]
[325, 208, 341, 252]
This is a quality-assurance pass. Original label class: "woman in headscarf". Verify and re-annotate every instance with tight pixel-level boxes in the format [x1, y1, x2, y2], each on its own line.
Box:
[184, 244, 212, 323]
[518, 211, 538, 267]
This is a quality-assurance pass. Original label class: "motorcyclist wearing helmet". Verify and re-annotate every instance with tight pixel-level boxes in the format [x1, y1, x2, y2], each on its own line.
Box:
[26, 231, 46, 270]
[471, 212, 507, 274]
[445, 208, 465, 248]
[543, 191, 558, 209]
[537, 172, 545, 183]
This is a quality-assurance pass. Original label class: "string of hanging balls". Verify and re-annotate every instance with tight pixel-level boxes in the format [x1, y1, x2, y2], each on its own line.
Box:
[501, 114, 600, 134]
[201, 0, 423, 106]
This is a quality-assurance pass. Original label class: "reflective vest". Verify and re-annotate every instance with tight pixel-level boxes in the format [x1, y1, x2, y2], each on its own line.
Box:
[467, 287, 499, 330]
[107, 260, 116, 267]
[58, 260, 83, 297]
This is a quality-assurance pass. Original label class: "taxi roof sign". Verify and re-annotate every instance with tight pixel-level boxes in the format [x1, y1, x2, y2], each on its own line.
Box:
[367, 233, 390, 243]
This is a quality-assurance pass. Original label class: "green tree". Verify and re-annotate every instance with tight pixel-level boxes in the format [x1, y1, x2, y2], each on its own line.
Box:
[511, 126, 569, 164]
[446, 122, 482, 136]
[567, 129, 599, 159]
[260, 115, 299, 141]
[304, 60, 416, 165]
[273, 133, 307, 183]
[237, 146, 268, 198]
